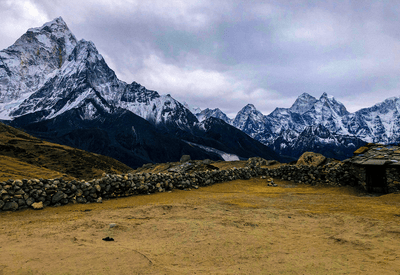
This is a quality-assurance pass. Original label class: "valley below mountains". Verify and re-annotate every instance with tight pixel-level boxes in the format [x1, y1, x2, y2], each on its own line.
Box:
[1, 17, 399, 167]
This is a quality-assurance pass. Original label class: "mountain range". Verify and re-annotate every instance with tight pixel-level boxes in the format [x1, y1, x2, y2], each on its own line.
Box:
[1, 17, 398, 165]
[0, 17, 281, 167]
[203, 92, 400, 159]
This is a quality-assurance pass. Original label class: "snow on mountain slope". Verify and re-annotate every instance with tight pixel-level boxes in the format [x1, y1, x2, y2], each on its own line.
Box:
[289, 93, 318, 114]
[196, 108, 232, 124]
[0, 17, 77, 119]
[269, 124, 366, 160]
[184, 141, 240, 161]
[120, 92, 198, 129]
[9, 39, 116, 120]
[346, 97, 400, 143]
[232, 104, 274, 142]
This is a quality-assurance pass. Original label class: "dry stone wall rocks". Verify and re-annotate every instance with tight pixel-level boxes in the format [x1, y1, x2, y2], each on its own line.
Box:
[0, 158, 362, 212]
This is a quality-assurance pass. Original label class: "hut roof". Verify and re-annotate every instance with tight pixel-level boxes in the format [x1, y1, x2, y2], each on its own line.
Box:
[347, 144, 400, 166]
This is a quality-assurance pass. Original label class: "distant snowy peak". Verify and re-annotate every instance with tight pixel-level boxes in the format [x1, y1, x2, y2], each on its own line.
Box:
[349, 96, 400, 143]
[182, 102, 201, 115]
[196, 108, 232, 124]
[233, 92, 400, 149]
[289, 93, 317, 114]
[287, 92, 348, 117]
[357, 96, 400, 114]
[7, 16, 77, 67]
[315, 92, 349, 116]
[232, 104, 273, 142]
[233, 104, 263, 129]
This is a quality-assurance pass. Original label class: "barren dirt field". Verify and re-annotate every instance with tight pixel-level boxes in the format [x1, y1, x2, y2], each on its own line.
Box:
[1, 178, 400, 274]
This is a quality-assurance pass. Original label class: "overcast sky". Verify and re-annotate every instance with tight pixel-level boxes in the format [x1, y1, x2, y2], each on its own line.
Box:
[1, 0, 400, 117]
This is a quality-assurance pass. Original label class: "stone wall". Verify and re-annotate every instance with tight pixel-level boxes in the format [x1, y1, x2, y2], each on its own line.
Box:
[1, 158, 363, 212]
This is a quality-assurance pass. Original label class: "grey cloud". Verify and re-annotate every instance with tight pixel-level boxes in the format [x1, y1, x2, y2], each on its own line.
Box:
[1, 0, 399, 116]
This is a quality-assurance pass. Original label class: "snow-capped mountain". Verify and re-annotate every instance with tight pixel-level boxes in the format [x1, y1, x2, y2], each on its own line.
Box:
[345, 97, 400, 143]
[0, 17, 198, 131]
[231, 92, 400, 159]
[196, 108, 232, 124]
[268, 124, 365, 160]
[266, 92, 350, 135]
[0, 17, 77, 119]
[231, 94, 370, 160]
[2, 17, 398, 164]
[234, 93, 400, 147]
[1, 17, 282, 167]
[232, 104, 274, 143]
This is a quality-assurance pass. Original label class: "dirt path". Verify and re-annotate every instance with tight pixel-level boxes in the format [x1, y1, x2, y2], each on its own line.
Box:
[1, 178, 400, 274]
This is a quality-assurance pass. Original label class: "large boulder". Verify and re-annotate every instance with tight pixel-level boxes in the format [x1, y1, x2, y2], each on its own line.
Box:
[297, 152, 327, 167]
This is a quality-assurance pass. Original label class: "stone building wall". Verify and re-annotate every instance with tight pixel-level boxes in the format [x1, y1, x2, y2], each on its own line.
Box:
[347, 164, 367, 190]
[386, 167, 400, 193]
[343, 164, 400, 193]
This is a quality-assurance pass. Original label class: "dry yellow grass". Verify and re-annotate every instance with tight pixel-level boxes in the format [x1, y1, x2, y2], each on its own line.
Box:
[1, 178, 399, 274]
[0, 155, 65, 181]
[0, 123, 133, 181]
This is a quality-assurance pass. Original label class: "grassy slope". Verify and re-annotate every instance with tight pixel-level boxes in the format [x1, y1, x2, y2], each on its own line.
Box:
[0, 123, 133, 181]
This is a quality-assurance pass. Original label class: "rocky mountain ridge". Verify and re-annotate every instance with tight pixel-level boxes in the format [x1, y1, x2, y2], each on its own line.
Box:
[197, 92, 400, 159]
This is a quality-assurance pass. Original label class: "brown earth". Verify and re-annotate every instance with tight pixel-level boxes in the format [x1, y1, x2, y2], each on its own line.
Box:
[0, 123, 133, 181]
[1, 178, 400, 274]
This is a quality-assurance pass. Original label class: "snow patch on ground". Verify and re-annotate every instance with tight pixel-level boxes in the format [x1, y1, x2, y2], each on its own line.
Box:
[184, 141, 240, 161]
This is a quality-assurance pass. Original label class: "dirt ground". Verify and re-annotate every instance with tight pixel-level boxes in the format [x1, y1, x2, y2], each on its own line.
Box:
[1, 178, 400, 275]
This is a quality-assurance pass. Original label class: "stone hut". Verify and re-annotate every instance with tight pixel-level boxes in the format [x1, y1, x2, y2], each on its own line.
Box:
[345, 144, 400, 193]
